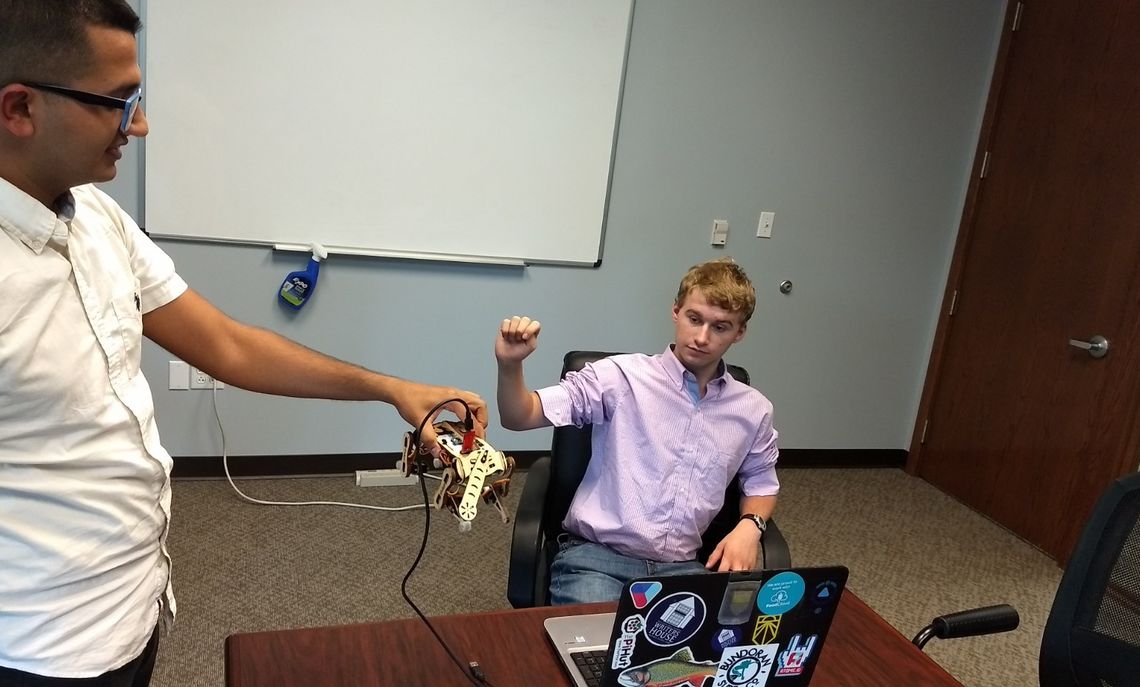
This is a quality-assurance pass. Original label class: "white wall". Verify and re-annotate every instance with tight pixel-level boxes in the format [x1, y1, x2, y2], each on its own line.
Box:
[104, 1, 1006, 458]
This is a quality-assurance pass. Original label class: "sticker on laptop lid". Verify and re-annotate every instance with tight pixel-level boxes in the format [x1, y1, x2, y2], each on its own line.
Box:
[611, 614, 645, 671]
[774, 634, 817, 678]
[644, 593, 707, 647]
[713, 644, 778, 687]
[711, 626, 744, 653]
[718, 580, 763, 626]
[809, 580, 840, 610]
[757, 572, 805, 615]
[630, 580, 664, 609]
[752, 614, 782, 645]
[616, 646, 717, 687]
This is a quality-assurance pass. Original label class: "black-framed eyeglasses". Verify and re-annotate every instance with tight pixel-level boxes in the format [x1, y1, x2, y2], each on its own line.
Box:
[23, 81, 143, 134]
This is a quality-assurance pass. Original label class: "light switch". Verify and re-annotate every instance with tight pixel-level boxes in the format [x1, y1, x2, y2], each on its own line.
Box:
[757, 211, 775, 238]
[711, 219, 729, 246]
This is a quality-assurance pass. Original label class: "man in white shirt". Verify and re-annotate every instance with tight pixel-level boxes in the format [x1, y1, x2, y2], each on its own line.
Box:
[0, 2, 487, 684]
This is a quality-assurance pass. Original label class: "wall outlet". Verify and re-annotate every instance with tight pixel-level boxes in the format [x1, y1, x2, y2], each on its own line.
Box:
[189, 366, 225, 390]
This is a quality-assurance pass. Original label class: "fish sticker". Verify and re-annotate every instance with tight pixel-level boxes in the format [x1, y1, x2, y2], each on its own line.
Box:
[616, 646, 718, 687]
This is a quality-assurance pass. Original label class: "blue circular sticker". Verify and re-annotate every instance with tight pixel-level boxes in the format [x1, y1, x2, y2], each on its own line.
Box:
[757, 572, 805, 615]
[643, 592, 707, 647]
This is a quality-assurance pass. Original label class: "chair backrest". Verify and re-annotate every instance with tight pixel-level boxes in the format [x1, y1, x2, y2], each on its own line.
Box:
[1040, 471, 1140, 686]
[540, 350, 751, 562]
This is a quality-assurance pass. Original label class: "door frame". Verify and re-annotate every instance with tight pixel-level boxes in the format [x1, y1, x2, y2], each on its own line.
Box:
[906, 0, 1018, 471]
[907, 0, 1140, 493]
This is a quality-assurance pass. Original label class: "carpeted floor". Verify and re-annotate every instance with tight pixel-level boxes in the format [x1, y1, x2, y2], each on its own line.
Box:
[152, 468, 1060, 686]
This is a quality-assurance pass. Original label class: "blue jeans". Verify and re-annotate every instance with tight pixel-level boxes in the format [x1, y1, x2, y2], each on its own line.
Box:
[549, 534, 709, 605]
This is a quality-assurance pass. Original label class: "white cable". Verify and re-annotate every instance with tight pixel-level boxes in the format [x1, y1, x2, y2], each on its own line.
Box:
[212, 383, 428, 512]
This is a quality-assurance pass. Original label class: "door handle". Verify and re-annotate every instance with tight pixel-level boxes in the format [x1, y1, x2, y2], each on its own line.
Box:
[1068, 335, 1109, 359]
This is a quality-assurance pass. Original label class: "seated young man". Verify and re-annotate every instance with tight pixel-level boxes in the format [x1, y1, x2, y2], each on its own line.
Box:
[495, 258, 779, 604]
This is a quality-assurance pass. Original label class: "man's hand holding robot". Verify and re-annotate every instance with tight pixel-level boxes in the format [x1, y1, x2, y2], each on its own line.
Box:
[402, 420, 516, 527]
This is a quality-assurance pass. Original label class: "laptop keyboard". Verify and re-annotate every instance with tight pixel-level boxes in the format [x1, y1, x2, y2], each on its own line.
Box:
[570, 649, 608, 686]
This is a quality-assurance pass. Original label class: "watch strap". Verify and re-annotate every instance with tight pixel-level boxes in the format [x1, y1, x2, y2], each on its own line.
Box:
[739, 513, 767, 533]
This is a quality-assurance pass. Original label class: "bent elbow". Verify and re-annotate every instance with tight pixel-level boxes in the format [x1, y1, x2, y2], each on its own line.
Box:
[499, 415, 525, 432]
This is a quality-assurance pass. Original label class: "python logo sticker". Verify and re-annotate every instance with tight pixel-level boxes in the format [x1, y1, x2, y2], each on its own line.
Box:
[713, 644, 778, 687]
[630, 581, 663, 610]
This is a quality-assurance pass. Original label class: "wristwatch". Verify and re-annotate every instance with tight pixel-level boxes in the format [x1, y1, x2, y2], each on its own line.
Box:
[739, 513, 767, 534]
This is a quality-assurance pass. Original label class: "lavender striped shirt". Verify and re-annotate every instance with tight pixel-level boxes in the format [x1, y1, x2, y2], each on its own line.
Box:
[536, 347, 779, 562]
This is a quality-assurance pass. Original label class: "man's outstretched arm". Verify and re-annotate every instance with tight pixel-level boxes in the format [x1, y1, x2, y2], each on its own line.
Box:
[142, 288, 487, 447]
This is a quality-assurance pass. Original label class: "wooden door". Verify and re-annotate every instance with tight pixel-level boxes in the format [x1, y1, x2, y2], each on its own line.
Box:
[908, 0, 1140, 563]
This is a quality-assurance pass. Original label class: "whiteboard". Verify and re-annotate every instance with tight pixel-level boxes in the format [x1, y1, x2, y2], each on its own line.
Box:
[143, 1, 633, 265]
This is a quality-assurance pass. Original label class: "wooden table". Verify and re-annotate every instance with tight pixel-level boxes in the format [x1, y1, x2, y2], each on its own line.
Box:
[226, 592, 962, 686]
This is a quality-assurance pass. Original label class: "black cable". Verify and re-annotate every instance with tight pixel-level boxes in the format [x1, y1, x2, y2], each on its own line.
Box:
[400, 398, 496, 687]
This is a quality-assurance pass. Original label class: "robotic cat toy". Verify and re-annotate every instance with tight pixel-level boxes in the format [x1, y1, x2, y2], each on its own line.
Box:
[401, 420, 515, 527]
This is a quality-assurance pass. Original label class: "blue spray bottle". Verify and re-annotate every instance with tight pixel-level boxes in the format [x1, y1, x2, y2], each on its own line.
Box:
[278, 243, 327, 310]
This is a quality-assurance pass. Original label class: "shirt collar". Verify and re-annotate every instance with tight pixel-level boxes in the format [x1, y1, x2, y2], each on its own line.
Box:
[663, 344, 729, 392]
[0, 176, 75, 254]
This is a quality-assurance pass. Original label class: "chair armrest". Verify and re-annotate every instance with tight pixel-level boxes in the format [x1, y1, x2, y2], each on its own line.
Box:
[912, 604, 1019, 650]
[761, 518, 791, 570]
[507, 456, 552, 608]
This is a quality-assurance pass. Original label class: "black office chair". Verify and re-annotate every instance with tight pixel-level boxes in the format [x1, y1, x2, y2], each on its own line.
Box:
[911, 471, 1140, 686]
[507, 350, 791, 609]
[1037, 471, 1140, 686]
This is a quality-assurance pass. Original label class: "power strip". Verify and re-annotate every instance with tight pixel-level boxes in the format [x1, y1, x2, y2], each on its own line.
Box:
[355, 469, 419, 488]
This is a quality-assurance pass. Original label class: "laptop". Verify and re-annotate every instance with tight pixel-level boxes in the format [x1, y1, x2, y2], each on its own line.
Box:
[544, 566, 849, 687]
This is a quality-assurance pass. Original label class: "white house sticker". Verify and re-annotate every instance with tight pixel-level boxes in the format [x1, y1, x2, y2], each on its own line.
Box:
[643, 592, 708, 647]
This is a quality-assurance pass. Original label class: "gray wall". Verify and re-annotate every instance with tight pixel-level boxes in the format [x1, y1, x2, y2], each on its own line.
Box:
[106, 1, 1006, 458]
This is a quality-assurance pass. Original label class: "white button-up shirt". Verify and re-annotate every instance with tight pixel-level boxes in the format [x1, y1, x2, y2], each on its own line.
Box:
[0, 179, 187, 677]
